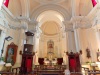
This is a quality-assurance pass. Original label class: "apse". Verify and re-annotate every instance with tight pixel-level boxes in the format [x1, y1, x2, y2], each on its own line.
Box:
[36, 10, 66, 59]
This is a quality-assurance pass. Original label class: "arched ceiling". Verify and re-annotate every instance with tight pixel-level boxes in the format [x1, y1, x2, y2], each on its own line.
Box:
[7, 0, 93, 17]
[41, 21, 60, 36]
[37, 10, 64, 25]
[37, 10, 63, 36]
[34, 0, 65, 4]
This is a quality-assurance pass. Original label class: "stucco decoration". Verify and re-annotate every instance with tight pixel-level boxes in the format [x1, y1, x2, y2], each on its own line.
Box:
[0, 9, 9, 30]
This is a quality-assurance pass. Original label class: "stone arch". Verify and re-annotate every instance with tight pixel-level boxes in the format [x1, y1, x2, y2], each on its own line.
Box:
[30, 4, 71, 21]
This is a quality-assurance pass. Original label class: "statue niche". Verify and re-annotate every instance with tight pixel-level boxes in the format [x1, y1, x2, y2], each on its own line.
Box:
[47, 40, 55, 61]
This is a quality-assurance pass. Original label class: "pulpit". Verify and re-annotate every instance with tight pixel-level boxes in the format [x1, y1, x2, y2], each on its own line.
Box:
[66, 51, 82, 72]
[20, 44, 35, 74]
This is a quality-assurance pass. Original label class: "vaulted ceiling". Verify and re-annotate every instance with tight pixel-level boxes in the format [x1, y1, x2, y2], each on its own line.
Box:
[6, 0, 94, 34]
[8, 0, 93, 18]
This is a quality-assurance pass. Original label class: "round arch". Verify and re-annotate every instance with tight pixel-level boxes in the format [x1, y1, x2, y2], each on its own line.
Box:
[30, 4, 71, 21]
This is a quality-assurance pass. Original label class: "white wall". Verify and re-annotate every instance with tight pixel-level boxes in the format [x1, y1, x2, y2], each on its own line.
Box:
[79, 28, 98, 63]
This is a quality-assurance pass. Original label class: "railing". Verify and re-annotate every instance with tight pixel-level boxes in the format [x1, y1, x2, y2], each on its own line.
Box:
[70, 72, 100, 75]
[0, 71, 34, 75]
[0, 71, 100, 75]
[4, 66, 100, 75]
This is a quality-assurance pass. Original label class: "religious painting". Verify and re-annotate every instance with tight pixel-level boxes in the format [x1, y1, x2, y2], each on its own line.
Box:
[47, 40, 54, 51]
[6, 42, 18, 65]
[48, 44, 53, 48]
[6, 48, 14, 64]
[47, 40, 54, 60]
[97, 52, 100, 61]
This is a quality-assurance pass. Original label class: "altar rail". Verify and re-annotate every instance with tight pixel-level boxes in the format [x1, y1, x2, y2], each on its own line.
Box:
[1, 71, 100, 75]
[10, 66, 100, 75]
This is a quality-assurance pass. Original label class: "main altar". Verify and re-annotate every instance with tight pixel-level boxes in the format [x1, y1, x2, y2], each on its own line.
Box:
[34, 65, 66, 75]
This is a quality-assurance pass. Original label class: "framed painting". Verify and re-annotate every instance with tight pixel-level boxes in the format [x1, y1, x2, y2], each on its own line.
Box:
[6, 42, 18, 65]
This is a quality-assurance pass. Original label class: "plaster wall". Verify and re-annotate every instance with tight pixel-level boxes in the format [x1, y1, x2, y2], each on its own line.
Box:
[79, 28, 98, 63]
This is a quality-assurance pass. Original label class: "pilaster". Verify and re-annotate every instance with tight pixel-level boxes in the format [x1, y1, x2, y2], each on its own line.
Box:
[0, 31, 6, 57]
[73, 25, 81, 52]
[94, 28, 100, 50]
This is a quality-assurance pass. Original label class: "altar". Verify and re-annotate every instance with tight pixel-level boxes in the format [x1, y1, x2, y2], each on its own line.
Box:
[37, 70, 63, 75]
[44, 57, 57, 65]
[34, 65, 66, 75]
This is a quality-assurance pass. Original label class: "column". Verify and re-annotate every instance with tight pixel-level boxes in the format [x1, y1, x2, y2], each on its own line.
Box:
[71, 0, 81, 52]
[71, 0, 76, 17]
[16, 29, 25, 64]
[0, 31, 6, 57]
[20, 0, 30, 18]
[95, 29, 100, 50]
[16, 0, 29, 64]
[67, 31, 76, 52]
[74, 28, 81, 52]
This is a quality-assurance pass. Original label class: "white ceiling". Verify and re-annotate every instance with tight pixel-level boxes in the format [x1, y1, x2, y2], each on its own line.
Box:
[7, 0, 93, 35]
[34, 0, 65, 4]
[8, 0, 93, 17]
[41, 21, 60, 36]
[37, 10, 63, 36]
[37, 10, 64, 25]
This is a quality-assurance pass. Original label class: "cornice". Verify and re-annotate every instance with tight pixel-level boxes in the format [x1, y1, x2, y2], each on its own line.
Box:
[2, 2, 100, 32]
[2, 5, 37, 30]
[63, 3, 100, 31]
[0, 9, 9, 31]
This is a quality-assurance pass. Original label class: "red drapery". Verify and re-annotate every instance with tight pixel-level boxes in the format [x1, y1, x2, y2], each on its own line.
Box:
[26, 59, 32, 68]
[91, 0, 97, 7]
[70, 59, 76, 69]
[4, 0, 9, 7]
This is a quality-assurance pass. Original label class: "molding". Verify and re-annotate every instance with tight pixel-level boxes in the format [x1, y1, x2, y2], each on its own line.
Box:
[64, 3, 100, 31]
[2, 5, 35, 30]
[0, 9, 9, 32]
[1, 2, 100, 32]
